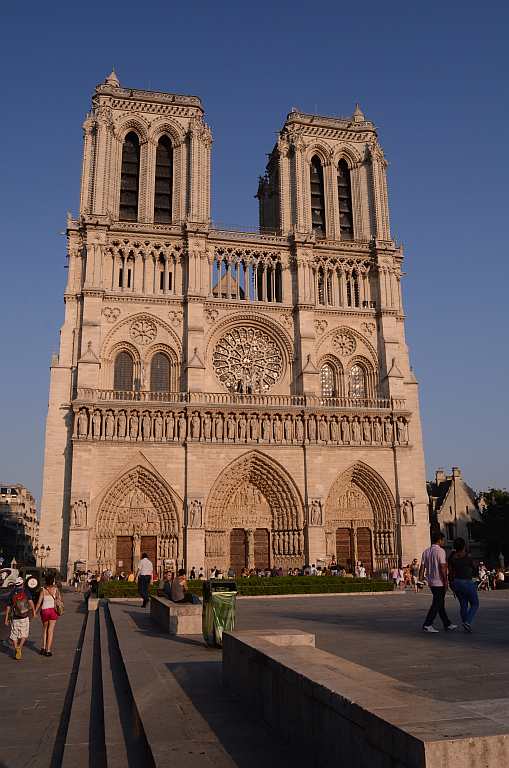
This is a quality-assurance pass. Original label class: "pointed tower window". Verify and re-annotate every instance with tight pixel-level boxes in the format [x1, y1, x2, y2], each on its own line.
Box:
[349, 364, 366, 400]
[310, 156, 326, 238]
[113, 352, 134, 391]
[119, 132, 140, 221]
[154, 136, 173, 223]
[150, 353, 171, 392]
[337, 160, 353, 239]
[320, 363, 336, 397]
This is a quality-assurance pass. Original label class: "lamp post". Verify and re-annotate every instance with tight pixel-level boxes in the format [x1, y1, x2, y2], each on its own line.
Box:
[35, 545, 51, 568]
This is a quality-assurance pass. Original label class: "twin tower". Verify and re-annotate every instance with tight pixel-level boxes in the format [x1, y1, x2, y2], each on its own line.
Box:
[39, 70, 428, 578]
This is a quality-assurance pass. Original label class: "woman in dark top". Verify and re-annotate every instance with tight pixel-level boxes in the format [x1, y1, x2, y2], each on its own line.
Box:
[448, 537, 479, 632]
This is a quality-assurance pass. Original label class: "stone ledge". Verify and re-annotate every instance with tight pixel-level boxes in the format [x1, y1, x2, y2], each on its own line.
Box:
[223, 629, 509, 768]
[150, 595, 202, 635]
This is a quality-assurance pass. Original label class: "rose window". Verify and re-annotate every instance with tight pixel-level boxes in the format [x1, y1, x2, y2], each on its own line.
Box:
[130, 318, 157, 345]
[332, 331, 356, 356]
[213, 327, 283, 393]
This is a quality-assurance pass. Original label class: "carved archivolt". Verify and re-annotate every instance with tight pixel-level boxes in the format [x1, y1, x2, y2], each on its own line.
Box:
[317, 325, 377, 366]
[102, 312, 182, 358]
[206, 451, 304, 536]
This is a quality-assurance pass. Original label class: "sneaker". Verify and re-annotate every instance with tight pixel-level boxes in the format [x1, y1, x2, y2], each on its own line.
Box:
[39, 648, 46, 655]
[463, 622, 472, 633]
[423, 625, 439, 633]
[44, 650, 53, 657]
[15, 647, 21, 660]
[446, 624, 458, 631]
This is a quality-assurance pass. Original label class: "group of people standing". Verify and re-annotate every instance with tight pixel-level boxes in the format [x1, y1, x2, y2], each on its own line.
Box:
[4, 572, 63, 660]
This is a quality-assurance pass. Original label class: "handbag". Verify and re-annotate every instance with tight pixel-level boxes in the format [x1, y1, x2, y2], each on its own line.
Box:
[55, 588, 65, 616]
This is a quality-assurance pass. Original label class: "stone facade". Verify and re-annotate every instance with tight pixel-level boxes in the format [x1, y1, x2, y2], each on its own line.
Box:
[428, 467, 483, 558]
[0, 483, 39, 564]
[39, 71, 429, 578]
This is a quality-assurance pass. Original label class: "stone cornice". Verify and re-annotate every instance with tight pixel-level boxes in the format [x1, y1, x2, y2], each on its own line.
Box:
[94, 84, 203, 111]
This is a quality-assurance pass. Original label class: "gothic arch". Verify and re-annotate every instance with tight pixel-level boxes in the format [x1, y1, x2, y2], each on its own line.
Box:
[95, 465, 182, 570]
[325, 462, 397, 570]
[317, 325, 378, 367]
[332, 146, 362, 169]
[305, 143, 333, 166]
[101, 312, 183, 359]
[206, 450, 304, 532]
[148, 118, 186, 148]
[115, 117, 149, 145]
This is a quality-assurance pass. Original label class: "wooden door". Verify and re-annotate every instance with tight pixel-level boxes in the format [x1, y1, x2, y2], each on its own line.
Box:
[229, 529, 247, 576]
[254, 528, 270, 570]
[336, 528, 353, 571]
[141, 536, 158, 574]
[356, 528, 373, 575]
[116, 536, 133, 574]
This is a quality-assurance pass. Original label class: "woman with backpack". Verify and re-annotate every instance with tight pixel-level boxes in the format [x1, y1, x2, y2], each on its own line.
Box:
[34, 573, 63, 656]
[4, 577, 35, 660]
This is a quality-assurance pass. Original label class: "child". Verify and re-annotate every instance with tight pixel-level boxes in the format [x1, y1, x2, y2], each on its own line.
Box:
[4, 577, 35, 660]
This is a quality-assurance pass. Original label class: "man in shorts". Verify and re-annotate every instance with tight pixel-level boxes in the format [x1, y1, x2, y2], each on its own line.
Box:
[4, 577, 35, 660]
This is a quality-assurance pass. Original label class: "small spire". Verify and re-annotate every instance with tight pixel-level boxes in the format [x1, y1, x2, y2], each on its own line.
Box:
[104, 68, 120, 87]
[353, 103, 365, 122]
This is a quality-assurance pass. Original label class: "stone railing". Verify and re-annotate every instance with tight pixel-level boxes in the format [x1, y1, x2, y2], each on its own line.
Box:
[72, 401, 410, 448]
[74, 389, 405, 411]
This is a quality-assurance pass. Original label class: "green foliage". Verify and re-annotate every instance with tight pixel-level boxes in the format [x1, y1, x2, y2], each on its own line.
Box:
[471, 489, 509, 562]
[98, 576, 392, 599]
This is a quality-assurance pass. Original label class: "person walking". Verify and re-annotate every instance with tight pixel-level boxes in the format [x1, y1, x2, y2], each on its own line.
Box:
[410, 559, 420, 592]
[420, 531, 457, 633]
[34, 573, 62, 656]
[4, 577, 35, 660]
[136, 552, 153, 607]
[448, 537, 479, 632]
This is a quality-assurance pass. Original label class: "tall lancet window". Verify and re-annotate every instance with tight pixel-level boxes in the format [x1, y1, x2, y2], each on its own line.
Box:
[337, 160, 353, 239]
[113, 352, 134, 391]
[119, 132, 140, 221]
[310, 156, 326, 237]
[154, 136, 173, 223]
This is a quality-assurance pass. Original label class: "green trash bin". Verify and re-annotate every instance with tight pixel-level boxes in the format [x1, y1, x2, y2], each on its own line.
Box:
[202, 579, 237, 647]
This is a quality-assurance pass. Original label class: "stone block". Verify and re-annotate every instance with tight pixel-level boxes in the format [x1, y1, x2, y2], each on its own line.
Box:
[150, 595, 202, 635]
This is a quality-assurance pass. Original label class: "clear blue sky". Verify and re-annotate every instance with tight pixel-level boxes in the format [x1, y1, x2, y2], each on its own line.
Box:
[1, 0, 508, 503]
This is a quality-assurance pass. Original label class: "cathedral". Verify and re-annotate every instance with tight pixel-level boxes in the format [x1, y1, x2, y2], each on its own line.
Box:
[39, 70, 429, 578]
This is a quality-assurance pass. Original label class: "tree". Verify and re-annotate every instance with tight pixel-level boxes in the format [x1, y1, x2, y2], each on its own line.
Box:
[471, 489, 509, 565]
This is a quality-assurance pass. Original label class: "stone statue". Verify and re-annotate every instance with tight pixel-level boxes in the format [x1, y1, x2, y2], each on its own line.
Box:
[191, 412, 201, 439]
[166, 411, 175, 440]
[117, 410, 127, 439]
[92, 410, 102, 439]
[284, 415, 293, 442]
[203, 413, 212, 440]
[307, 416, 317, 442]
[142, 412, 151, 440]
[309, 500, 322, 526]
[77, 409, 88, 438]
[319, 416, 329, 443]
[105, 411, 115, 439]
[72, 499, 87, 528]
[397, 418, 408, 444]
[262, 416, 271, 442]
[189, 500, 202, 528]
[373, 418, 382, 443]
[238, 415, 247, 442]
[227, 415, 236, 441]
[214, 413, 223, 440]
[363, 418, 372, 443]
[295, 416, 304, 443]
[341, 417, 351, 443]
[384, 418, 393, 444]
[352, 418, 361, 443]
[330, 417, 338, 443]
[129, 412, 139, 439]
[154, 412, 163, 441]
[178, 413, 187, 441]
[249, 415, 259, 441]
[401, 500, 413, 525]
[273, 416, 283, 443]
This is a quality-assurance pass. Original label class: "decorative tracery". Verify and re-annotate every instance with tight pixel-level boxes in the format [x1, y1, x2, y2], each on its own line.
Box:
[212, 327, 283, 393]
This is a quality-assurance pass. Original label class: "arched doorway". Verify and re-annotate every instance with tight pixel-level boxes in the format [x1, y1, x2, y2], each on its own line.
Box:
[95, 466, 180, 575]
[205, 451, 304, 574]
[325, 462, 396, 574]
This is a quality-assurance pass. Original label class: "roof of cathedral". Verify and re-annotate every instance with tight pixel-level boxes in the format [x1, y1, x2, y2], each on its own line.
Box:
[95, 71, 203, 110]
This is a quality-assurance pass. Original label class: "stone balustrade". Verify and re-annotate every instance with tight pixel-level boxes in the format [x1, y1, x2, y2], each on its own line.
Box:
[72, 399, 410, 447]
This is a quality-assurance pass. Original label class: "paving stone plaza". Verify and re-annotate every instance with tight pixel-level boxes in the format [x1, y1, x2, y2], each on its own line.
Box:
[2, 591, 509, 766]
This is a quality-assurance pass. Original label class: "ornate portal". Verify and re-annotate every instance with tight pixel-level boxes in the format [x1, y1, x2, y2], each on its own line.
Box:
[212, 327, 283, 392]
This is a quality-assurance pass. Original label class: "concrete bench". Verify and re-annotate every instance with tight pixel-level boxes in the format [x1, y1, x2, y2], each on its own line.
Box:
[150, 595, 202, 635]
[223, 629, 509, 768]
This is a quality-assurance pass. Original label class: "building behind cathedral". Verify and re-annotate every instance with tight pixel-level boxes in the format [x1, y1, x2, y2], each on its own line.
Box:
[39, 70, 429, 578]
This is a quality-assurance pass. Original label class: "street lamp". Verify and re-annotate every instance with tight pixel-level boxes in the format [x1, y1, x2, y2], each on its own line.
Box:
[35, 545, 51, 568]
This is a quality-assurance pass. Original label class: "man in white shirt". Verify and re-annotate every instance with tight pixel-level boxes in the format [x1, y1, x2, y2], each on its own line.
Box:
[419, 531, 457, 633]
[136, 553, 153, 608]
